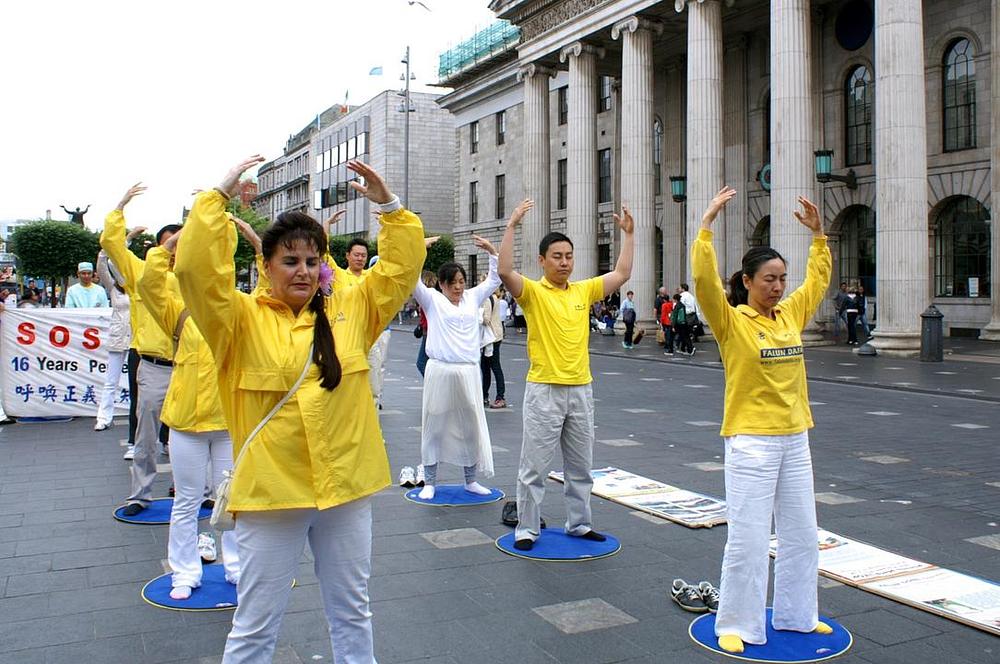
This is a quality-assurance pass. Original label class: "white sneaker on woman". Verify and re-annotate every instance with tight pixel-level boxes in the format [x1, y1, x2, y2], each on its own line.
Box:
[197, 533, 217, 563]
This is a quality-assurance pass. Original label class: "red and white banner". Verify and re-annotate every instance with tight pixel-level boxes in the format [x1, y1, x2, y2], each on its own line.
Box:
[1, 308, 129, 417]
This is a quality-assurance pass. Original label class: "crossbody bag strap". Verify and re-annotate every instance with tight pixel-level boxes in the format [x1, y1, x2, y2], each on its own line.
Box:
[230, 343, 314, 474]
[172, 309, 191, 357]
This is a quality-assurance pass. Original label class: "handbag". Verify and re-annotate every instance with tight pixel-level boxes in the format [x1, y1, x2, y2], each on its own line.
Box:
[211, 344, 314, 531]
[413, 325, 423, 339]
[656, 326, 666, 345]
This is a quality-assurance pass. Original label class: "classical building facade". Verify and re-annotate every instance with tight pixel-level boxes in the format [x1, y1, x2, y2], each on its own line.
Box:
[437, 0, 1000, 353]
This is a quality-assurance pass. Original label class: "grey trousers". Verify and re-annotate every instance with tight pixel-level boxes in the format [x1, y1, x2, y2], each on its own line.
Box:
[127, 360, 172, 506]
[515, 382, 595, 542]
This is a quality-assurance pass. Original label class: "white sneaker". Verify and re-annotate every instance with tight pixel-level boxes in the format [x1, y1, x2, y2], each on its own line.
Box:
[122, 445, 135, 460]
[398, 466, 416, 488]
[415, 464, 425, 487]
[94, 418, 112, 431]
[198, 533, 217, 563]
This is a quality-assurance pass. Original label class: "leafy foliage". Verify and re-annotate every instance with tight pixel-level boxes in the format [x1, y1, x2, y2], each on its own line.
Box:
[128, 233, 156, 259]
[327, 235, 352, 269]
[227, 200, 271, 273]
[424, 234, 454, 274]
[10, 221, 102, 281]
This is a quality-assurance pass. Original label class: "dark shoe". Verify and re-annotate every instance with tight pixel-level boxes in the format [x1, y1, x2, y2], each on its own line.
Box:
[513, 538, 534, 551]
[201, 499, 215, 510]
[499, 501, 545, 528]
[671, 578, 708, 613]
[122, 503, 145, 517]
[168, 485, 175, 497]
[577, 530, 607, 542]
[697, 581, 719, 613]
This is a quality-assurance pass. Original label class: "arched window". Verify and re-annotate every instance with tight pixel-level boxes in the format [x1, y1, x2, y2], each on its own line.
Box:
[845, 65, 873, 166]
[750, 216, 770, 248]
[837, 205, 876, 296]
[934, 196, 991, 297]
[653, 118, 664, 196]
[943, 38, 976, 151]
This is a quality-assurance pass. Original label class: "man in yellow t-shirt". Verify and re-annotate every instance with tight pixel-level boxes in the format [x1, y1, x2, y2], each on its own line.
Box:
[497, 199, 635, 551]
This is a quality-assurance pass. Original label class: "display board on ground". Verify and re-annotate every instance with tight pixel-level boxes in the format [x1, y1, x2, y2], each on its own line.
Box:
[548, 467, 726, 528]
[770, 529, 1000, 637]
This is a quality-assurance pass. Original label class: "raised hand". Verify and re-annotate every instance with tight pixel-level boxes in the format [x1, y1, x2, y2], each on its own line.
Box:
[472, 234, 498, 256]
[126, 226, 148, 242]
[702, 187, 737, 227]
[322, 209, 347, 236]
[347, 161, 392, 204]
[424, 235, 441, 249]
[162, 228, 183, 254]
[793, 196, 823, 235]
[116, 183, 146, 211]
[613, 205, 634, 235]
[507, 199, 534, 228]
[218, 155, 265, 198]
[231, 216, 262, 254]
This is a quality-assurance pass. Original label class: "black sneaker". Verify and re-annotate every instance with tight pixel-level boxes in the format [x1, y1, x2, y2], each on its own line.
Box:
[697, 581, 719, 613]
[671, 578, 708, 613]
[499, 501, 545, 529]
[201, 499, 215, 510]
[122, 503, 145, 517]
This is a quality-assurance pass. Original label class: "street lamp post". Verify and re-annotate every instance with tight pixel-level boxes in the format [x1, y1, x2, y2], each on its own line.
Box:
[400, 46, 416, 209]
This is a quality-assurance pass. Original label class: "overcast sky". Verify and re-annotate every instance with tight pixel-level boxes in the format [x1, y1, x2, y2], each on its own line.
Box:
[0, 0, 496, 231]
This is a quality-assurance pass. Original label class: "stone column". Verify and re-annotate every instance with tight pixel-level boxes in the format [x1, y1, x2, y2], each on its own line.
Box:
[868, 0, 929, 355]
[981, 0, 1000, 340]
[723, 34, 749, 276]
[663, 59, 686, 290]
[518, 63, 553, 278]
[614, 16, 661, 321]
[679, 0, 725, 282]
[770, 0, 816, 309]
[560, 42, 602, 278]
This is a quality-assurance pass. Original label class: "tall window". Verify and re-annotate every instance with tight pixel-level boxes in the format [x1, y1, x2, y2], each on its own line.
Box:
[496, 111, 506, 145]
[943, 38, 976, 151]
[495, 174, 506, 219]
[837, 206, 877, 296]
[653, 118, 664, 196]
[749, 217, 770, 248]
[598, 149, 612, 203]
[934, 196, 991, 297]
[470, 121, 479, 154]
[469, 181, 478, 223]
[845, 65, 873, 166]
[557, 159, 568, 210]
[763, 95, 771, 164]
[468, 255, 478, 284]
[598, 76, 612, 113]
[558, 86, 568, 125]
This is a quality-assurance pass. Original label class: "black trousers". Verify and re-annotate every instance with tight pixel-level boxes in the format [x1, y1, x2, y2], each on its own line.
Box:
[847, 312, 859, 344]
[674, 323, 692, 353]
[481, 341, 505, 400]
[624, 320, 635, 345]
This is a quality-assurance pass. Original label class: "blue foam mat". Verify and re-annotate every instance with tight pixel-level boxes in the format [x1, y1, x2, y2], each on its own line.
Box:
[141, 563, 237, 611]
[404, 484, 504, 506]
[113, 498, 212, 524]
[689, 609, 852, 662]
[495, 530, 621, 561]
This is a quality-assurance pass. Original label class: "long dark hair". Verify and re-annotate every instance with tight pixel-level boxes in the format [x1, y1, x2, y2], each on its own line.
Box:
[261, 211, 342, 390]
[728, 247, 786, 307]
[437, 262, 466, 285]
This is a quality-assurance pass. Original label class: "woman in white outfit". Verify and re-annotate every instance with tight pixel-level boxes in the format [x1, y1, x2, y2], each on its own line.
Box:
[95, 250, 131, 431]
[414, 234, 501, 500]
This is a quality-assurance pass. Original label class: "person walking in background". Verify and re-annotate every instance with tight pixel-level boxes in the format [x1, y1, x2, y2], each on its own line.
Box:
[671, 293, 693, 356]
[65, 261, 110, 308]
[659, 293, 675, 355]
[693, 186, 833, 655]
[621, 290, 637, 349]
[856, 284, 871, 340]
[831, 282, 848, 340]
[481, 286, 507, 409]
[843, 287, 860, 346]
[94, 251, 132, 432]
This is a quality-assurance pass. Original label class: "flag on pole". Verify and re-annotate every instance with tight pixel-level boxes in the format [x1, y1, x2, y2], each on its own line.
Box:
[369, 66, 383, 76]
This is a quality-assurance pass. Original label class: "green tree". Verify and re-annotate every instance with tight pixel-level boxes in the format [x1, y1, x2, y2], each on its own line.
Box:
[227, 200, 271, 273]
[328, 235, 352, 268]
[9, 221, 102, 306]
[424, 234, 454, 274]
[128, 233, 156, 259]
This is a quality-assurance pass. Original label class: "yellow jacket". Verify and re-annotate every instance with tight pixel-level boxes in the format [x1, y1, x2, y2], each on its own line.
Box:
[333, 263, 368, 291]
[692, 228, 831, 437]
[138, 246, 227, 433]
[100, 210, 178, 360]
[175, 190, 425, 512]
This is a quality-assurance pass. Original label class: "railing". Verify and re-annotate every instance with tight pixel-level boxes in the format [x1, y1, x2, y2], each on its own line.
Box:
[438, 20, 520, 81]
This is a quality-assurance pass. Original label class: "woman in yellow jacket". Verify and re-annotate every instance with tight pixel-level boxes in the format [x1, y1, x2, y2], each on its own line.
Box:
[138, 233, 242, 599]
[692, 187, 832, 654]
[175, 156, 425, 663]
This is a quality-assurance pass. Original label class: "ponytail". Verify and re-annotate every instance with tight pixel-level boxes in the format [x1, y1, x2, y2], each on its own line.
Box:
[728, 270, 748, 307]
[729, 246, 786, 308]
[309, 291, 342, 390]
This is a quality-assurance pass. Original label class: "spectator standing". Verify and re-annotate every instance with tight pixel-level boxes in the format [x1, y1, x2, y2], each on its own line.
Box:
[660, 295, 675, 354]
[671, 293, 694, 356]
[621, 290, 637, 349]
[856, 284, 871, 340]
[843, 288, 860, 345]
[831, 282, 848, 339]
[94, 251, 132, 432]
[65, 262, 110, 308]
[481, 288, 506, 409]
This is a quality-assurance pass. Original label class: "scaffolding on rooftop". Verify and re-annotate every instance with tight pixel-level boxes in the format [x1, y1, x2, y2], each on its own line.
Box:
[438, 20, 520, 82]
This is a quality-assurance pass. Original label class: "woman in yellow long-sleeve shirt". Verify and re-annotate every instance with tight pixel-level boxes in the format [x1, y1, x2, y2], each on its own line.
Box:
[138, 234, 241, 600]
[175, 156, 425, 663]
[691, 187, 833, 654]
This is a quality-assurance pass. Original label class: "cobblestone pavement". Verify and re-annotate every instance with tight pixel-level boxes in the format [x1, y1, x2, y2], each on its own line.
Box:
[1, 329, 998, 663]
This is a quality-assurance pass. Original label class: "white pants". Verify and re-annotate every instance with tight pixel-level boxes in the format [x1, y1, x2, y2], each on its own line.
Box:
[168, 429, 239, 588]
[715, 432, 819, 644]
[96, 350, 127, 425]
[367, 330, 390, 408]
[515, 382, 595, 542]
[222, 499, 376, 664]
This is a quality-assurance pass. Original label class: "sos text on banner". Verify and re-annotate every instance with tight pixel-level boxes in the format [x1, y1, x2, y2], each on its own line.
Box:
[1, 308, 129, 417]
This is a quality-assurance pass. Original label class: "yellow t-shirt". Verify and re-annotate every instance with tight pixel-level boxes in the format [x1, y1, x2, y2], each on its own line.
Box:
[519, 275, 604, 385]
[691, 228, 832, 437]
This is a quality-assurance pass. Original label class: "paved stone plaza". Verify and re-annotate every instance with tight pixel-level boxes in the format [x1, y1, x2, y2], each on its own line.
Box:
[1, 330, 998, 663]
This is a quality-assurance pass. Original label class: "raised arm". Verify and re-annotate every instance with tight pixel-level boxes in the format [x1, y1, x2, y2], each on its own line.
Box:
[498, 199, 533, 299]
[137, 240, 185, 338]
[692, 187, 738, 342]
[175, 156, 265, 366]
[468, 235, 501, 306]
[99, 183, 147, 292]
[779, 197, 832, 330]
[601, 206, 635, 297]
[412, 237, 440, 309]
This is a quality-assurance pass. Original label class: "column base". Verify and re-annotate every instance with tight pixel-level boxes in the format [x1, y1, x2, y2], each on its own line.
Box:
[867, 332, 922, 358]
[979, 320, 1000, 341]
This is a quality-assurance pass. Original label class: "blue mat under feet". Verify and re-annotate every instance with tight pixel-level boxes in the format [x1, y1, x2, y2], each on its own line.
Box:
[689, 609, 852, 662]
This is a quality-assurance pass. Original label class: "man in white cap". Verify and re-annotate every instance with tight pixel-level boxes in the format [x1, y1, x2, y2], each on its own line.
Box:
[65, 261, 110, 308]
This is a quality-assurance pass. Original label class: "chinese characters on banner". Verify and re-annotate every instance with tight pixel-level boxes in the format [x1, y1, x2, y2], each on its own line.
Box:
[1, 308, 129, 417]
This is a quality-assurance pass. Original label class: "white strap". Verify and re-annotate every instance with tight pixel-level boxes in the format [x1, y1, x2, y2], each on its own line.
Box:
[230, 344, 314, 474]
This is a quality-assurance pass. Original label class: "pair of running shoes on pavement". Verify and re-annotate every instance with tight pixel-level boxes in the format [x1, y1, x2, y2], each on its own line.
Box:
[671, 578, 719, 613]
[398, 465, 425, 488]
